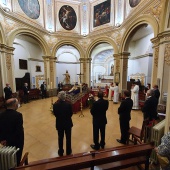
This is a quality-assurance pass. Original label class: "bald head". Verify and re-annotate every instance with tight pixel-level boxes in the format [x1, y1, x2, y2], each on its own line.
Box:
[5, 98, 18, 110]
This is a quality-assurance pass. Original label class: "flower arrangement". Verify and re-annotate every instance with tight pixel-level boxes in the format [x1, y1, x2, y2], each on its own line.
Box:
[87, 93, 95, 109]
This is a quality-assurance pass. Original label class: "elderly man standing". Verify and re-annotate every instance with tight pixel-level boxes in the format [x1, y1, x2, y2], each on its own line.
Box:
[0, 98, 24, 166]
[53, 91, 73, 156]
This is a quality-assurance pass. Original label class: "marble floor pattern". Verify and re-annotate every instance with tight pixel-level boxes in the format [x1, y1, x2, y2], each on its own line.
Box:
[17, 97, 153, 169]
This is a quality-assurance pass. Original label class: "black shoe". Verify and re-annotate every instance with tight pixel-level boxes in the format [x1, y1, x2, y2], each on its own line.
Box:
[100, 145, 105, 149]
[58, 149, 64, 156]
[90, 144, 100, 150]
[66, 149, 72, 155]
[116, 139, 126, 144]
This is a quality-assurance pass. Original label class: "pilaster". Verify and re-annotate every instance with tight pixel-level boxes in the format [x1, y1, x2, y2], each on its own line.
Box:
[0, 44, 15, 93]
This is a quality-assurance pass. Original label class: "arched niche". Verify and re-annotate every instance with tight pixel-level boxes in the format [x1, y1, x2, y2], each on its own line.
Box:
[13, 34, 47, 90]
[90, 42, 114, 88]
[56, 45, 80, 85]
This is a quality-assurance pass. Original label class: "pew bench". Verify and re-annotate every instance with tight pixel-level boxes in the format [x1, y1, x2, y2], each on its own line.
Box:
[14, 143, 154, 170]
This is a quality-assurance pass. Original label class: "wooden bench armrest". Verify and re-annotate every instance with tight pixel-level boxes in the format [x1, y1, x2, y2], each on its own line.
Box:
[19, 152, 29, 166]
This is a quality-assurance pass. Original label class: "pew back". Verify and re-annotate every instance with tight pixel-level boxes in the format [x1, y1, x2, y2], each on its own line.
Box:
[15, 143, 154, 170]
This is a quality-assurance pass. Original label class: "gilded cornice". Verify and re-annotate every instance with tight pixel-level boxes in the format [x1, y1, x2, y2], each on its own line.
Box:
[151, 37, 160, 47]
[164, 44, 170, 65]
[0, 44, 14, 54]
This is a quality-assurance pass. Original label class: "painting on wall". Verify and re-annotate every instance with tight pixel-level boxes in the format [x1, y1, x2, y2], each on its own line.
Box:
[36, 65, 41, 72]
[58, 5, 77, 31]
[93, 0, 111, 28]
[19, 59, 27, 70]
[18, 0, 40, 19]
[129, 0, 141, 8]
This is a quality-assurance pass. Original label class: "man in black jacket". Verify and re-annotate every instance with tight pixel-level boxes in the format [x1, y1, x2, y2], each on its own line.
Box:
[90, 91, 109, 150]
[23, 83, 29, 103]
[142, 89, 158, 121]
[0, 98, 24, 166]
[117, 90, 133, 144]
[4, 83, 12, 100]
[53, 91, 73, 156]
[40, 81, 47, 99]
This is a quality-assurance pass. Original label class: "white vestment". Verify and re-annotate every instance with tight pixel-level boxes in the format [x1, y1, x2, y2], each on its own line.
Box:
[110, 86, 119, 103]
[131, 85, 139, 109]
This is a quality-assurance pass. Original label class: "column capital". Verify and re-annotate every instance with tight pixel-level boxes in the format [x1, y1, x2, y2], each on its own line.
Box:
[0, 44, 15, 54]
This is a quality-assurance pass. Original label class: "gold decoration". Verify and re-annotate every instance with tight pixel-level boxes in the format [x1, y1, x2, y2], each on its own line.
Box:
[144, 2, 162, 21]
[35, 75, 44, 89]
[165, 44, 170, 65]
[130, 73, 145, 85]
[154, 47, 159, 67]
[6, 54, 11, 70]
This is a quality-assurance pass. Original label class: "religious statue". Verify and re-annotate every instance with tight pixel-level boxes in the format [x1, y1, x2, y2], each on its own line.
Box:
[110, 64, 114, 76]
[63, 70, 70, 84]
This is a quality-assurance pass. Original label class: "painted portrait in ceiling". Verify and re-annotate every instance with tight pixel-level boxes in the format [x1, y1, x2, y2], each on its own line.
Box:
[93, 0, 111, 28]
[59, 5, 77, 31]
[129, 0, 141, 8]
[18, 0, 40, 19]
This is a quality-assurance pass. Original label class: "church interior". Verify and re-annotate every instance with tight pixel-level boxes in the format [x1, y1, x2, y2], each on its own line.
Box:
[0, 0, 170, 169]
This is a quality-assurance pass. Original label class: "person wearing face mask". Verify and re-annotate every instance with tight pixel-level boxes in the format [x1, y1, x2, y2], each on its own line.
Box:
[0, 98, 24, 166]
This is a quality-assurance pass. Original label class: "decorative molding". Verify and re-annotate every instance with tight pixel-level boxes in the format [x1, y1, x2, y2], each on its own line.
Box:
[129, 53, 153, 60]
[164, 44, 170, 65]
[6, 54, 11, 70]
[143, 0, 162, 22]
[28, 58, 44, 62]
[154, 47, 159, 67]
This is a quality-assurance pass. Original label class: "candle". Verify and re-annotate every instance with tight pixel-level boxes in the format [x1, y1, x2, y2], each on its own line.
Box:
[50, 82, 52, 89]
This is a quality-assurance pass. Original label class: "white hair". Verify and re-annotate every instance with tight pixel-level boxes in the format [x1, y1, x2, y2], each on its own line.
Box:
[58, 91, 66, 101]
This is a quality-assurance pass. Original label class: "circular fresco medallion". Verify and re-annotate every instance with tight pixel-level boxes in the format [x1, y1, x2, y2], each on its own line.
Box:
[59, 5, 77, 31]
[129, 0, 141, 8]
[18, 0, 40, 19]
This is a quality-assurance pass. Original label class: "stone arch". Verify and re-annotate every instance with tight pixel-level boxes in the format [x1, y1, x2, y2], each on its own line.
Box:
[52, 40, 84, 58]
[7, 28, 50, 55]
[120, 14, 158, 52]
[0, 22, 6, 44]
[86, 37, 118, 58]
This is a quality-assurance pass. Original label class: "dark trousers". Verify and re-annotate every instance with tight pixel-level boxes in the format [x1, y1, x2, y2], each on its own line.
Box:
[57, 128, 72, 155]
[93, 123, 106, 148]
[119, 119, 129, 143]
[41, 90, 47, 98]
[23, 94, 29, 103]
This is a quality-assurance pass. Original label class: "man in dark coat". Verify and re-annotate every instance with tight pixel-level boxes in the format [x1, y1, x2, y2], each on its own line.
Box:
[117, 90, 133, 144]
[40, 81, 47, 99]
[142, 89, 158, 121]
[53, 91, 73, 156]
[4, 83, 12, 100]
[90, 91, 109, 150]
[153, 84, 160, 106]
[23, 83, 29, 103]
[0, 98, 24, 166]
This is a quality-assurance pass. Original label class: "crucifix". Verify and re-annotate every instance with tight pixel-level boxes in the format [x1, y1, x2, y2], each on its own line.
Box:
[77, 72, 84, 117]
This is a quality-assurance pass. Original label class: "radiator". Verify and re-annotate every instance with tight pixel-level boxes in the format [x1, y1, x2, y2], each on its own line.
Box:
[0, 145, 19, 170]
[150, 119, 165, 163]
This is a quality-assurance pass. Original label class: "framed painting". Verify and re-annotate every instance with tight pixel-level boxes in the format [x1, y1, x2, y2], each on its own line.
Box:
[129, 0, 141, 8]
[93, 0, 111, 28]
[58, 5, 77, 31]
[19, 59, 27, 70]
[36, 65, 41, 72]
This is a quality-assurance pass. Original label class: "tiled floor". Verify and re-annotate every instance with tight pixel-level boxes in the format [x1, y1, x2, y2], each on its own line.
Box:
[17, 97, 159, 169]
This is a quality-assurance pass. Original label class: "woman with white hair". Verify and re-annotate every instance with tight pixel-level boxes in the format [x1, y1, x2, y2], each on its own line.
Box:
[53, 91, 73, 156]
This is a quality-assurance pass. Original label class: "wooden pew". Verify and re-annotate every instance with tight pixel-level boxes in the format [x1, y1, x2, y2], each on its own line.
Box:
[14, 143, 154, 170]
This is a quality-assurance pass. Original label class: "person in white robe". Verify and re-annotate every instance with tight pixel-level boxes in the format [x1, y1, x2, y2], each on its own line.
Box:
[110, 83, 119, 103]
[131, 82, 139, 109]
[108, 83, 113, 101]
